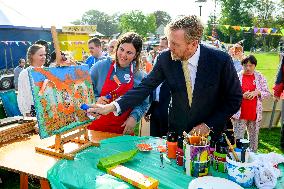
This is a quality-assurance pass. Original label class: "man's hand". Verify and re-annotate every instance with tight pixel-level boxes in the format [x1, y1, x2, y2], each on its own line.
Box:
[96, 96, 110, 105]
[190, 123, 210, 136]
[87, 103, 116, 115]
[121, 116, 136, 135]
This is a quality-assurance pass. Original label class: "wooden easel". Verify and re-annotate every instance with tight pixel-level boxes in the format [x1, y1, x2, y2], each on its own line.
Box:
[35, 124, 99, 160]
[35, 26, 98, 160]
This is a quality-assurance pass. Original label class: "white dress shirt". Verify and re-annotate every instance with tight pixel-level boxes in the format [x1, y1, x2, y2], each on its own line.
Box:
[154, 84, 162, 102]
[113, 45, 201, 115]
[188, 45, 201, 92]
[17, 67, 34, 115]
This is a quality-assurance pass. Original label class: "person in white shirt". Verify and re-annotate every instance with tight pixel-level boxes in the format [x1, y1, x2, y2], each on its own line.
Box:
[17, 44, 46, 117]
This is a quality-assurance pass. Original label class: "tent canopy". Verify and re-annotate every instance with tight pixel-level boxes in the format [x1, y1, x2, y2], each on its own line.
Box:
[0, 26, 53, 70]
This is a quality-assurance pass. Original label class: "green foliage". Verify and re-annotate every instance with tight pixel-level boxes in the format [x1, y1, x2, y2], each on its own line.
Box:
[212, 0, 283, 50]
[253, 0, 277, 27]
[73, 10, 119, 36]
[119, 10, 156, 37]
[153, 11, 171, 27]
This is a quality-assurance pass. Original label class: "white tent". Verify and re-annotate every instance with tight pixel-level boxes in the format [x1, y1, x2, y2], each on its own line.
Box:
[0, 1, 42, 27]
[89, 31, 105, 37]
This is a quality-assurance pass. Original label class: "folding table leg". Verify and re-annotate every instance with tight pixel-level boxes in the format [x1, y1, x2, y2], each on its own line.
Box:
[20, 173, 28, 189]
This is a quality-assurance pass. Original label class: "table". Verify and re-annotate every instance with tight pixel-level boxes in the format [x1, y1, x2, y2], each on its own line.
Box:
[1, 134, 284, 189]
[47, 136, 284, 189]
[0, 131, 120, 189]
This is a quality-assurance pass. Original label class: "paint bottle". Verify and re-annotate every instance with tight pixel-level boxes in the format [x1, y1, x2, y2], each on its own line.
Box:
[176, 136, 184, 166]
[215, 134, 229, 154]
[209, 131, 216, 165]
[166, 132, 178, 159]
[213, 133, 229, 172]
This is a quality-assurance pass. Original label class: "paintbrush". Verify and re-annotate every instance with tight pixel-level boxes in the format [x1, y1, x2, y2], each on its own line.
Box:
[223, 133, 240, 162]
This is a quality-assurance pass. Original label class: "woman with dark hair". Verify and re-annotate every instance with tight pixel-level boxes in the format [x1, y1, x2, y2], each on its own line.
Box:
[232, 55, 270, 152]
[88, 32, 149, 134]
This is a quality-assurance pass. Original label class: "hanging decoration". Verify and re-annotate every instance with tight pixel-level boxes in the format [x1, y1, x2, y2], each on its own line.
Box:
[0, 40, 87, 46]
[215, 24, 283, 36]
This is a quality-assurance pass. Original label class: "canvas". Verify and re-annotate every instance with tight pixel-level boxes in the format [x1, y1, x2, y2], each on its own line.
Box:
[29, 65, 95, 139]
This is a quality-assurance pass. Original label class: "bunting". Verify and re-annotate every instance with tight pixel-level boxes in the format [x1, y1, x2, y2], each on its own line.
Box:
[216, 24, 283, 36]
[0, 40, 87, 46]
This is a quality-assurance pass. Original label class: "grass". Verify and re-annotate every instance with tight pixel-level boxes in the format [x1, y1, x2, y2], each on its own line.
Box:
[246, 52, 280, 90]
[258, 127, 284, 154]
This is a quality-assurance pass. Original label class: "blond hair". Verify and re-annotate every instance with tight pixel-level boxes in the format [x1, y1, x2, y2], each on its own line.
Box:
[26, 44, 45, 65]
[165, 15, 204, 43]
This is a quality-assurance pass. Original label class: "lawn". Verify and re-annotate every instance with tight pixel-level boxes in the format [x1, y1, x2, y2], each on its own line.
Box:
[258, 127, 284, 154]
[247, 52, 281, 90]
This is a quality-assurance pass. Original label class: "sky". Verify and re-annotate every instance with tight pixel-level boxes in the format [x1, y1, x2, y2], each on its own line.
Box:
[0, 0, 218, 28]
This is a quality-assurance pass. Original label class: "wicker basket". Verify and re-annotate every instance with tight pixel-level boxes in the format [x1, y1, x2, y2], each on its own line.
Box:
[0, 116, 36, 143]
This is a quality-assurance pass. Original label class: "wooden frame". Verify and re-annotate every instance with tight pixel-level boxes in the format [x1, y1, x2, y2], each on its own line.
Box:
[35, 124, 99, 160]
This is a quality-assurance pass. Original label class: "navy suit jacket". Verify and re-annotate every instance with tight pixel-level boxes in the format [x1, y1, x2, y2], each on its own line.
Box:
[117, 44, 242, 135]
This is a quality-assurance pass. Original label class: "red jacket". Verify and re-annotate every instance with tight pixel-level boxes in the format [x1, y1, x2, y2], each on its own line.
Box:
[273, 54, 284, 98]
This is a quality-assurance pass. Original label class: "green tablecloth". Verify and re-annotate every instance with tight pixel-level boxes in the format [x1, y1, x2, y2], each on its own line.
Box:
[47, 136, 284, 189]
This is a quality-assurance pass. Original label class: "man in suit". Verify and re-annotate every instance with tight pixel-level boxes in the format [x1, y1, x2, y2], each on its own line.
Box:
[145, 36, 171, 137]
[89, 15, 242, 136]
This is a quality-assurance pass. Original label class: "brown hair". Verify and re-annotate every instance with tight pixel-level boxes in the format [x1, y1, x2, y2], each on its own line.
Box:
[165, 15, 204, 43]
[115, 32, 143, 73]
[241, 55, 257, 66]
[26, 44, 45, 65]
[88, 37, 101, 47]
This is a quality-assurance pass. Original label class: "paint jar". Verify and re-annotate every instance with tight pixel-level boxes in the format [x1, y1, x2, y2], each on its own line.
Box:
[226, 152, 256, 188]
[213, 151, 227, 173]
[215, 134, 229, 154]
[176, 136, 184, 166]
[166, 132, 177, 159]
[183, 139, 187, 172]
[213, 134, 229, 173]
[184, 144, 210, 177]
[208, 132, 216, 166]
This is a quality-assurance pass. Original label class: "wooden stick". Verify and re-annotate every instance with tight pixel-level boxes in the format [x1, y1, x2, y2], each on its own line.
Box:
[223, 133, 240, 162]
[50, 26, 62, 66]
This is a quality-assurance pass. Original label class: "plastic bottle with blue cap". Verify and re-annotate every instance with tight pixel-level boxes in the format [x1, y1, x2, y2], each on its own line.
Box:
[80, 104, 95, 119]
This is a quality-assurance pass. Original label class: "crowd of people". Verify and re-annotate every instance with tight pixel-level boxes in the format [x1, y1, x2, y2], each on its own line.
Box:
[13, 15, 284, 152]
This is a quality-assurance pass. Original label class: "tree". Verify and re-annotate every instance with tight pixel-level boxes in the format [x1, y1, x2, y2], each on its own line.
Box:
[153, 11, 171, 27]
[253, 0, 276, 27]
[119, 10, 156, 37]
[71, 19, 81, 25]
[71, 10, 119, 36]
[217, 0, 256, 50]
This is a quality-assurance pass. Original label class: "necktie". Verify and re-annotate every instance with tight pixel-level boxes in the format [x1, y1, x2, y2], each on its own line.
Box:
[182, 60, 193, 106]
